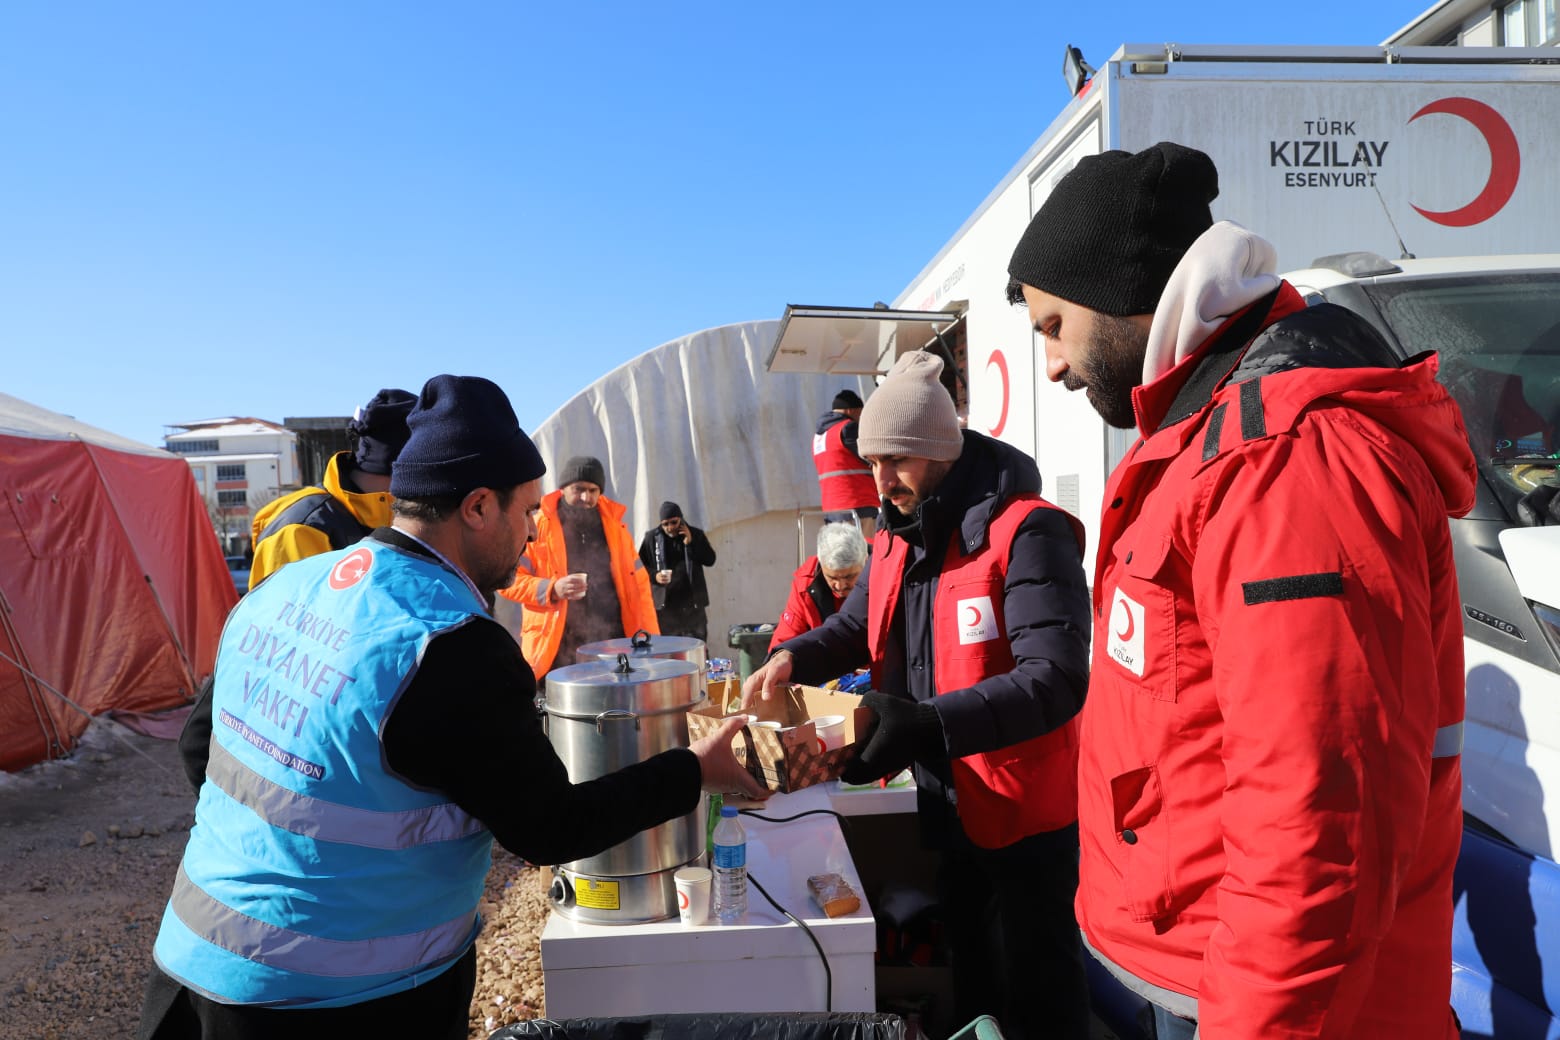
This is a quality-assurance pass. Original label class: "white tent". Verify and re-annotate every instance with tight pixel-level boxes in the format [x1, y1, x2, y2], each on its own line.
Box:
[494, 320, 873, 657]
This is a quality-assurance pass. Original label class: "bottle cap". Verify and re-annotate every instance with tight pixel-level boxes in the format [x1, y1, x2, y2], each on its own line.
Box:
[721, 805, 738, 818]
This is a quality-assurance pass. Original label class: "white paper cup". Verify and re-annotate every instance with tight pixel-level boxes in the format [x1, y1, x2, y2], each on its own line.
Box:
[812, 714, 847, 753]
[675, 866, 712, 926]
[751, 720, 783, 732]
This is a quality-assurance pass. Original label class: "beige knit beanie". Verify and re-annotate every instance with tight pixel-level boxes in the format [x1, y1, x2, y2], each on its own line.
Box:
[857, 351, 963, 462]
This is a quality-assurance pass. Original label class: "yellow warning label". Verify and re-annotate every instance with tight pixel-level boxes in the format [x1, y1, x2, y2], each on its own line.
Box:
[573, 877, 621, 910]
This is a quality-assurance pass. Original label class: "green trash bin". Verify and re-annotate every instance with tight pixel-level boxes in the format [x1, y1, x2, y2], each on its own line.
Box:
[728, 624, 774, 682]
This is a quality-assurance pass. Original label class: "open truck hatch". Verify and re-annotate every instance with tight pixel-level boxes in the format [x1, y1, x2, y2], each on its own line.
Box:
[766, 305, 964, 376]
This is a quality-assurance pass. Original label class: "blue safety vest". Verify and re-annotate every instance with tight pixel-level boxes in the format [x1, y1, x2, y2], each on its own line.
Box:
[153, 538, 493, 1007]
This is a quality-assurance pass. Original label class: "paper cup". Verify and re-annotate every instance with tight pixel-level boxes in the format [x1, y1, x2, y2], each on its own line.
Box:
[812, 714, 847, 753]
[675, 866, 712, 926]
[751, 720, 783, 732]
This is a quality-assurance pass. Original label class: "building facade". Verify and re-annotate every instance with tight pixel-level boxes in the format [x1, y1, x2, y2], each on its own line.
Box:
[165, 418, 299, 556]
[1388, 0, 1558, 47]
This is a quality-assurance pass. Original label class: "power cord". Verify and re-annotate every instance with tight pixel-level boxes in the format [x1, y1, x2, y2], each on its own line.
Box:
[745, 869, 834, 1013]
[737, 806, 856, 1014]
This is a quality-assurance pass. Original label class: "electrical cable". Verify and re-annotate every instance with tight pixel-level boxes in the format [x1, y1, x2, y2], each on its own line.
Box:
[746, 869, 834, 1013]
[737, 806, 854, 1013]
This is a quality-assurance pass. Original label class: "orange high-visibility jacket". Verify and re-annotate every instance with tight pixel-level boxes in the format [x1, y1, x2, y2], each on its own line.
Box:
[498, 489, 658, 675]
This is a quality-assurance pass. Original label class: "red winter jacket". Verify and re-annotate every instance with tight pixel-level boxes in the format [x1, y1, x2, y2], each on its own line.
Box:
[769, 556, 844, 651]
[1077, 288, 1476, 1038]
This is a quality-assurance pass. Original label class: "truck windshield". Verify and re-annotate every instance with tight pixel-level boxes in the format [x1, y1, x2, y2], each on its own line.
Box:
[1364, 273, 1560, 521]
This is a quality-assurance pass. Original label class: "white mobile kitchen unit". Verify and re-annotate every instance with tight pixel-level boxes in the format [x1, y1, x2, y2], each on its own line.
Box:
[771, 44, 1559, 560]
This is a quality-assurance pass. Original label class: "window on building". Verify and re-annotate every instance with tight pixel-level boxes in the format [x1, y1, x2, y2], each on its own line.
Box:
[216, 464, 246, 481]
[216, 490, 248, 507]
[169, 439, 220, 454]
[1503, 0, 1559, 44]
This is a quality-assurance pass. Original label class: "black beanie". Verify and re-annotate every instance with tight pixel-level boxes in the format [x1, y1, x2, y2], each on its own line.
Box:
[558, 455, 606, 492]
[349, 388, 416, 476]
[1007, 141, 1219, 316]
[389, 375, 546, 499]
[659, 500, 682, 521]
[832, 389, 864, 410]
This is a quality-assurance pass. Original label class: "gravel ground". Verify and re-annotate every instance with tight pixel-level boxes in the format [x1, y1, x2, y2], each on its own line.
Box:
[0, 717, 548, 1040]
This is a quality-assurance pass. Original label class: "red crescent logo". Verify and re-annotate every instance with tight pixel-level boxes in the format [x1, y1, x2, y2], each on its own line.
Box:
[963, 604, 982, 627]
[1114, 599, 1135, 642]
[1409, 97, 1520, 227]
[678, 890, 689, 910]
[328, 547, 374, 590]
[986, 350, 1010, 438]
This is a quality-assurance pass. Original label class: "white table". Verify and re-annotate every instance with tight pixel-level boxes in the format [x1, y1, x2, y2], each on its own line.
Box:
[540, 779, 913, 1017]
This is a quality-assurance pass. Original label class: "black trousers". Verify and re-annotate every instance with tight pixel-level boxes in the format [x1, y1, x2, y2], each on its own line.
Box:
[938, 822, 1090, 1040]
[656, 606, 707, 644]
[136, 944, 476, 1040]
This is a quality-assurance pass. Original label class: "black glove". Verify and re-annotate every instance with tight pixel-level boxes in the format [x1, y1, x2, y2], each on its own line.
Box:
[1517, 484, 1560, 527]
[840, 691, 945, 785]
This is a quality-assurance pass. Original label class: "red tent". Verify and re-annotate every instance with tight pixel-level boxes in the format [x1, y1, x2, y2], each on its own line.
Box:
[0, 392, 235, 771]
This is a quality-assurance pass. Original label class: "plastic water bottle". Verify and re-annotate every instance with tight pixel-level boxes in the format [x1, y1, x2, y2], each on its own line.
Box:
[712, 805, 747, 923]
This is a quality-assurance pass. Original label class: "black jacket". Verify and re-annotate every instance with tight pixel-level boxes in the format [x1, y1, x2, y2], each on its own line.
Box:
[778, 430, 1091, 833]
[637, 524, 716, 613]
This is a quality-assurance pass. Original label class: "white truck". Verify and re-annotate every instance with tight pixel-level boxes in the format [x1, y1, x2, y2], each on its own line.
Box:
[767, 44, 1560, 1033]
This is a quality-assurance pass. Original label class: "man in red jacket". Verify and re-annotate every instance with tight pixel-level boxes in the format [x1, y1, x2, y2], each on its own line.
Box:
[812, 388, 878, 538]
[1006, 142, 1476, 1039]
[748, 351, 1092, 1040]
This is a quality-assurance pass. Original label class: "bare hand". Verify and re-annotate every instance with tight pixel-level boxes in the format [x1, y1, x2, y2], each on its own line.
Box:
[554, 573, 588, 601]
[656, 569, 672, 585]
[741, 649, 792, 709]
[689, 716, 770, 799]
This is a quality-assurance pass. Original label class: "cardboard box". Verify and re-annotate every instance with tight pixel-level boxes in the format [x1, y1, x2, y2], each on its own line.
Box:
[689, 679, 867, 793]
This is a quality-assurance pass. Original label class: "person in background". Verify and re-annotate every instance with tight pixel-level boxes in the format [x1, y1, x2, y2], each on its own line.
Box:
[498, 455, 658, 677]
[248, 388, 417, 590]
[1007, 141, 1474, 1039]
[768, 521, 868, 650]
[745, 351, 1093, 1040]
[812, 387, 877, 539]
[637, 501, 717, 642]
[139, 374, 765, 1040]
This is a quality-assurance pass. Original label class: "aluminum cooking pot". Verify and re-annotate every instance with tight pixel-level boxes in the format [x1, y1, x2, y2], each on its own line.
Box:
[541, 654, 705, 878]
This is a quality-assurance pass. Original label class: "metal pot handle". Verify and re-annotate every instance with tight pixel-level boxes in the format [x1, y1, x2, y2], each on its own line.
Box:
[594, 709, 641, 734]
[630, 630, 652, 650]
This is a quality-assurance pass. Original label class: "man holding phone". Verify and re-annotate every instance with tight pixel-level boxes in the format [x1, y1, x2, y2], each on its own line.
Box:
[638, 501, 717, 641]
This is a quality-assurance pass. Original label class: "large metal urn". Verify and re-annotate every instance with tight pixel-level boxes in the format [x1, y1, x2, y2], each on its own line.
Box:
[542, 654, 706, 923]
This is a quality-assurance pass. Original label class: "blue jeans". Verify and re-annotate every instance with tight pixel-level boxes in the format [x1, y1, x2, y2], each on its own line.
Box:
[1153, 1004, 1197, 1040]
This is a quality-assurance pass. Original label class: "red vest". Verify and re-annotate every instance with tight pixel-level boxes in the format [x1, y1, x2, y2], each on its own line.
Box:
[812, 421, 876, 512]
[867, 494, 1082, 848]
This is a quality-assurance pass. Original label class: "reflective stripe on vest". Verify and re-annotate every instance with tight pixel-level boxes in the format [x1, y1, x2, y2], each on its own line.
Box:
[205, 740, 486, 850]
[169, 864, 477, 980]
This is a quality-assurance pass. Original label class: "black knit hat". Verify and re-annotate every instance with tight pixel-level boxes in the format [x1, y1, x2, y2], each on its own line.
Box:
[832, 389, 864, 410]
[558, 455, 606, 492]
[349, 388, 416, 476]
[389, 375, 545, 499]
[659, 500, 682, 521]
[1007, 141, 1219, 316]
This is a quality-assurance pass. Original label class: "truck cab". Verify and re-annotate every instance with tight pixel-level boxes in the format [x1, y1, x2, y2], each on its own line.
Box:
[1285, 252, 1560, 859]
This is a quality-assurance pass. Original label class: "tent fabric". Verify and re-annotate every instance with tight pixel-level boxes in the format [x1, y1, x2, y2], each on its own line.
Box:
[0, 392, 234, 771]
[530, 320, 875, 538]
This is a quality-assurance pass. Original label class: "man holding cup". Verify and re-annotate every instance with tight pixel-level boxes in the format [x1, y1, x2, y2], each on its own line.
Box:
[744, 351, 1092, 1040]
[638, 501, 717, 642]
[499, 455, 659, 678]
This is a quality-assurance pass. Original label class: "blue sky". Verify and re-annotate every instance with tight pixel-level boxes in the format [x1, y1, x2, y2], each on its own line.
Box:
[0, 1, 1431, 446]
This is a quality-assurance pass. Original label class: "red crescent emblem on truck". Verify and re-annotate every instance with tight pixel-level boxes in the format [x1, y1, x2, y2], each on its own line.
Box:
[1409, 97, 1520, 227]
[986, 350, 1009, 437]
[328, 548, 373, 589]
